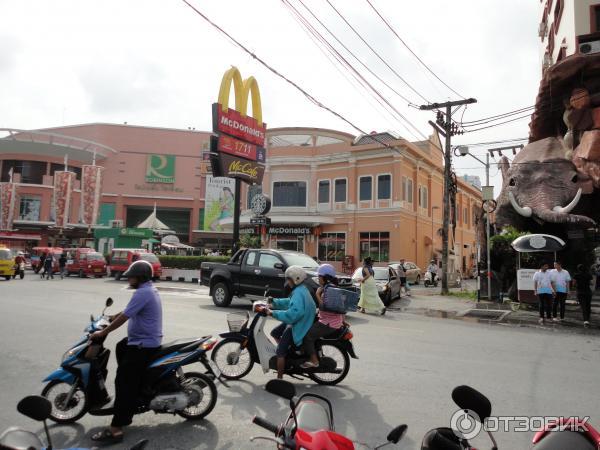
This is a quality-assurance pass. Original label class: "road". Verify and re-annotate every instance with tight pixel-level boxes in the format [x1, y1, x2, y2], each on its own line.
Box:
[0, 276, 599, 449]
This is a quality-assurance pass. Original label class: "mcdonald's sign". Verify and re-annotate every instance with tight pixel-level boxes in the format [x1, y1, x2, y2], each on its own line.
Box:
[212, 67, 267, 147]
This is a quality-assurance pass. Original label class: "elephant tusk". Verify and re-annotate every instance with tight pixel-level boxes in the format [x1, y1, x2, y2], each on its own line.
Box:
[552, 188, 582, 214]
[509, 191, 532, 217]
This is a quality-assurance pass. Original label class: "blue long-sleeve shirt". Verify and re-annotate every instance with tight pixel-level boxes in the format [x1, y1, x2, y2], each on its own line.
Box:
[271, 284, 316, 346]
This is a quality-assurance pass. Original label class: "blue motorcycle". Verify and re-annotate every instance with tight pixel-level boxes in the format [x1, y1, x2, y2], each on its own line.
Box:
[41, 298, 222, 424]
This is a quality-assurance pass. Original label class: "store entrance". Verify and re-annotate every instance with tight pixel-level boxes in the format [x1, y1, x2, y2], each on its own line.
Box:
[271, 235, 304, 253]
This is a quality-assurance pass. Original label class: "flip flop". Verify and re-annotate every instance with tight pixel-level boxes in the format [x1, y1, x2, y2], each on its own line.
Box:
[91, 429, 124, 445]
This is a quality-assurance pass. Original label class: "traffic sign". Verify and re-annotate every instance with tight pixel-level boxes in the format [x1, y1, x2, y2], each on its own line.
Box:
[250, 216, 271, 226]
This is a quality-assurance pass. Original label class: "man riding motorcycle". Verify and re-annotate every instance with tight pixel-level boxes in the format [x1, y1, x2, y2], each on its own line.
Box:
[259, 266, 316, 379]
[427, 260, 438, 283]
[90, 260, 163, 445]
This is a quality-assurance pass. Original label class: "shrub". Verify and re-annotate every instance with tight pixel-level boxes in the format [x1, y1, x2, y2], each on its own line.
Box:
[158, 255, 229, 270]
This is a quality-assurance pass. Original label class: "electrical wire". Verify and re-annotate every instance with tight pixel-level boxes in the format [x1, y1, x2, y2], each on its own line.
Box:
[462, 113, 534, 133]
[364, 0, 464, 99]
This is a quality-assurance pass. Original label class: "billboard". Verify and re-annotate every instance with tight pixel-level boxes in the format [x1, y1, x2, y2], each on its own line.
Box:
[0, 182, 17, 230]
[53, 171, 76, 228]
[146, 154, 175, 183]
[80, 165, 105, 225]
[203, 176, 236, 231]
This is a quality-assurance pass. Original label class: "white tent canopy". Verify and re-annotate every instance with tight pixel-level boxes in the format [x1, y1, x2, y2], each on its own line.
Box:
[136, 203, 173, 234]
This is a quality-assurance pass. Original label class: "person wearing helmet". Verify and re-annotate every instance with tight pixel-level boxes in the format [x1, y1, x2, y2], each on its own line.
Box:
[90, 260, 163, 445]
[427, 260, 439, 284]
[261, 265, 316, 379]
[301, 264, 346, 369]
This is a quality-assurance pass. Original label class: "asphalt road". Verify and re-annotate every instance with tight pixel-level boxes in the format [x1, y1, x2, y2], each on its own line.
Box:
[0, 276, 599, 450]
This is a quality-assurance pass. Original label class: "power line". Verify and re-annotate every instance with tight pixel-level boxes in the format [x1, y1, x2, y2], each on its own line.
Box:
[364, 0, 464, 99]
[325, 0, 429, 104]
[462, 113, 533, 133]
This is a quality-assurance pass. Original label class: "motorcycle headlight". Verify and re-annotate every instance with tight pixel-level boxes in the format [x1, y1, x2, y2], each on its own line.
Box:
[62, 342, 88, 363]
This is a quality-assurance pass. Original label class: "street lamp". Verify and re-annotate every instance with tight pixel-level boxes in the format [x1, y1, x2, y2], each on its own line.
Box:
[431, 206, 440, 260]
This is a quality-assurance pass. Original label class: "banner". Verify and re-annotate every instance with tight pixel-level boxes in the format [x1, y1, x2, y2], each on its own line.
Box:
[80, 165, 104, 225]
[203, 176, 235, 231]
[0, 182, 17, 230]
[210, 135, 265, 163]
[217, 153, 265, 184]
[53, 171, 75, 228]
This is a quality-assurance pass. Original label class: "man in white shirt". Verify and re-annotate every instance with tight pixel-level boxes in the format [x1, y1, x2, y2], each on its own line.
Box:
[533, 262, 554, 325]
[550, 261, 571, 322]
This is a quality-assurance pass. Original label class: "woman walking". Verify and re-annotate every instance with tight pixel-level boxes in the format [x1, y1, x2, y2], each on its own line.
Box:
[533, 262, 554, 325]
[357, 257, 386, 315]
[573, 264, 593, 328]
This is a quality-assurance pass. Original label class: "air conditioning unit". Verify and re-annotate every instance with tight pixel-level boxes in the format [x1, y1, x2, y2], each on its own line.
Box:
[109, 219, 124, 228]
[579, 40, 600, 55]
[538, 21, 547, 38]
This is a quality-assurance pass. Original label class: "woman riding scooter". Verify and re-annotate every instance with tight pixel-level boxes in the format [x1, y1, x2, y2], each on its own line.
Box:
[259, 266, 316, 379]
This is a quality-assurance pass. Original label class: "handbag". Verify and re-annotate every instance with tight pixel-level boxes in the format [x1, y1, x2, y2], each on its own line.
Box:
[321, 284, 360, 313]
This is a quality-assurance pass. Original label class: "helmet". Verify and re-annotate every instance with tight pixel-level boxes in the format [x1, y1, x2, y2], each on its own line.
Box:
[430, 260, 435, 263]
[123, 260, 154, 282]
[17, 251, 24, 256]
[284, 265, 307, 286]
[317, 264, 336, 278]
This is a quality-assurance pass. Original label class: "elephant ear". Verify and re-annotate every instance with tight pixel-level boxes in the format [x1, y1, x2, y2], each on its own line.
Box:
[499, 156, 511, 184]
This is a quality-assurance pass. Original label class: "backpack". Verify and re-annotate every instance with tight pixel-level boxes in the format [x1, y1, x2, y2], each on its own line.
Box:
[321, 284, 360, 313]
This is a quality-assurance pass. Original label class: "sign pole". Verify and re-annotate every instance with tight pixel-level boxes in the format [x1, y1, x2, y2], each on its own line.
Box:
[232, 178, 241, 254]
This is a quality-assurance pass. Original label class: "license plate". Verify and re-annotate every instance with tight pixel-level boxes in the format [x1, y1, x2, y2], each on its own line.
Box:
[208, 360, 221, 378]
[94, 269, 101, 272]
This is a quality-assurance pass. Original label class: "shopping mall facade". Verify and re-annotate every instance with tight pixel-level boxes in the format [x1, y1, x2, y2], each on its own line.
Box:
[0, 123, 481, 273]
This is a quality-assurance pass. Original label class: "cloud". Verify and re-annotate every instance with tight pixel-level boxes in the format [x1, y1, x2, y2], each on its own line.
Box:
[0, 34, 21, 74]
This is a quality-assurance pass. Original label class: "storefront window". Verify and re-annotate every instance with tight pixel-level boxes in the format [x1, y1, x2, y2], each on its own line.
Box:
[1, 160, 47, 184]
[247, 185, 262, 210]
[273, 182, 306, 207]
[50, 163, 82, 181]
[18, 196, 41, 221]
[359, 176, 372, 201]
[334, 179, 347, 202]
[318, 180, 330, 203]
[377, 175, 391, 200]
[318, 232, 346, 261]
[270, 235, 305, 253]
[359, 232, 390, 262]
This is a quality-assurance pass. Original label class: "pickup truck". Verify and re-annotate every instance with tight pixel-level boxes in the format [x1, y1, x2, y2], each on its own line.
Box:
[200, 248, 355, 307]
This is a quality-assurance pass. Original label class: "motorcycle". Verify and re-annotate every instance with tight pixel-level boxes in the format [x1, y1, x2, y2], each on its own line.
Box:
[40, 297, 223, 424]
[210, 294, 358, 385]
[0, 395, 148, 450]
[12, 262, 25, 280]
[251, 379, 406, 449]
[421, 385, 600, 449]
[423, 271, 437, 288]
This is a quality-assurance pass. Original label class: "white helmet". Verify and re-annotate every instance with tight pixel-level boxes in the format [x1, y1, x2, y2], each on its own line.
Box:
[284, 265, 307, 286]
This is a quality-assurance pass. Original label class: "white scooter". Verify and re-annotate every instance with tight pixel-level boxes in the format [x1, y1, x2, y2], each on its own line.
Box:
[211, 299, 358, 385]
[424, 271, 438, 287]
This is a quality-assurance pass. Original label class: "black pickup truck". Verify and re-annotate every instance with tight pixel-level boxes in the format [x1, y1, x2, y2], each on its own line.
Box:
[200, 248, 354, 307]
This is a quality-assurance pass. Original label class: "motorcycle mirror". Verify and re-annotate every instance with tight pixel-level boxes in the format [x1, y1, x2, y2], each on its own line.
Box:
[387, 424, 407, 444]
[451, 385, 492, 422]
[265, 379, 296, 400]
[105, 297, 114, 308]
[17, 396, 51, 422]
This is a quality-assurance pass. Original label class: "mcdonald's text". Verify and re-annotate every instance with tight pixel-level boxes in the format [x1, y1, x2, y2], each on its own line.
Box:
[213, 103, 266, 146]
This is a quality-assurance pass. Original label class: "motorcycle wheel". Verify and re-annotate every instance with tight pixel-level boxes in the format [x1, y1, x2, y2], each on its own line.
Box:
[176, 371, 217, 420]
[41, 380, 88, 423]
[211, 338, 254, 380]
[308, 344, 350, 386]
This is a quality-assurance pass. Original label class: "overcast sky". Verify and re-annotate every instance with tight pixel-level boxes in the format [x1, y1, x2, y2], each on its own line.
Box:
[0, 0, 541, 192]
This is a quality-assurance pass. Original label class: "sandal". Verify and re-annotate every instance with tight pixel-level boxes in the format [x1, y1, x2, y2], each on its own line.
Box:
[91, 429, 124, 445]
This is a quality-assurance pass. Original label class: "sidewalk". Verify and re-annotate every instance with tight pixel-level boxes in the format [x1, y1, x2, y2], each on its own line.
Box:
[391, 288, 600, 334]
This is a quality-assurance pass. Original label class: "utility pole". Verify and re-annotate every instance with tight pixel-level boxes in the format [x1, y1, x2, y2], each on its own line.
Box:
[420, 98, 477, 294]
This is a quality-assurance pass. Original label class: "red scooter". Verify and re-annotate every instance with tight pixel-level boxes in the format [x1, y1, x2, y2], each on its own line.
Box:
[251, 379, 406, 450]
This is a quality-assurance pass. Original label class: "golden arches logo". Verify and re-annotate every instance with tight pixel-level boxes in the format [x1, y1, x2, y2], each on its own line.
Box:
[217, 66, 263, 126]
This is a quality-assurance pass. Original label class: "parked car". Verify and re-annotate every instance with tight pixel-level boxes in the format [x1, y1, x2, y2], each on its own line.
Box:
[66, 248, 107, 278]
[351, 266, 401, 306]
[389, 261, 422, 285]
[200, 248, 354, 307]
[0, 246, 15, 280]
[109, 248, 162, 280]
[31, 247, 63, 273]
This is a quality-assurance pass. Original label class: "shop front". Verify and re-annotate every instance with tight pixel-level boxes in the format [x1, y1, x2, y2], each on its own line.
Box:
[266, 225, 315, 253]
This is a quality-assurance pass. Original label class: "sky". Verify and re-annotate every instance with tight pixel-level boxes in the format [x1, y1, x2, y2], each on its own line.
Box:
[0, 0, 541, 193]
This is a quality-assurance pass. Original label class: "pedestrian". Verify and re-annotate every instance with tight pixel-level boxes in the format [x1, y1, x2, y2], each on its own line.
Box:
[357, 257, 386, 315]
[573, 264, 593, 328]
[44, 252, 54, 280]
[59, 253, 67, 279]
[533, 262, 554, 325]
[550, 261, 571, 323]
[39, 252, 46, 278]
[399, 258, 411, 296]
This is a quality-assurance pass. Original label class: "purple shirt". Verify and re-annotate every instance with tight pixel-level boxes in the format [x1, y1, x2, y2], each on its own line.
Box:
[123, 281, 163, 348]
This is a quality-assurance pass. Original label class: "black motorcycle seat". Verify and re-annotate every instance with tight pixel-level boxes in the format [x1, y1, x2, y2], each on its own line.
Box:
[319, 326, 348, 341]
[533, 431, 595, 450]
[296, 400, 332, 433]
[153, 337, 209, 359]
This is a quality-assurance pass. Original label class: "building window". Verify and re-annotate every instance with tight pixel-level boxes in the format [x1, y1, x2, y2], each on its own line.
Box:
[318, 232, 346, 261]
[318, 180, 330, 203]
[359, 176, 372, 201]
[592, 4, 600, 32]
[1, 160, 47, 184]
[247, 184, 262, 210]
[553, 0, 563, 32]
[273, 181, 306, 207]
[464, 207, 469, 226]
[18, 196, 41, 221]
[50, 163, 82, 181]
[402, 176, 413, 203]
[377, 174, 391, 200]
[359, 232, 390, 262]
[334, 179, 347, 203]
[418, 186, 428, 209]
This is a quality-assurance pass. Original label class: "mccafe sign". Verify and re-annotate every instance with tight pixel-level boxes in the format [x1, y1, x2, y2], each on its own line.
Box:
[210, 66, 266, 184]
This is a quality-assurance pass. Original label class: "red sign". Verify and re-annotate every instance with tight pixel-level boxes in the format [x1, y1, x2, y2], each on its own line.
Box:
[212, 103, 266, 147]
[210, 135, 265, 163]
[217, 153, 265, 184]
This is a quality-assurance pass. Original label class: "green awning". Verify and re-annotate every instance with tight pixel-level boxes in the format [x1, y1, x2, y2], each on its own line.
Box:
[148, 238, 160, 244]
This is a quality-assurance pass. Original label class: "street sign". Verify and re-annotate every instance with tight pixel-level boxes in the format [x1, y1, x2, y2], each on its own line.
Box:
[482, 199, 497, 213]
[250, 216, 271, 226]
[482, 185, 494, 201]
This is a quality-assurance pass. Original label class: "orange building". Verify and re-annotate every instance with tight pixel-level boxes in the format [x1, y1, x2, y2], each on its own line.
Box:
[231, 128, 482, 275]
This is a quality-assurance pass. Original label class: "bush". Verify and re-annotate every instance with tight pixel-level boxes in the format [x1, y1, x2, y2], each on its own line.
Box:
[158, 255, 229, 270]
